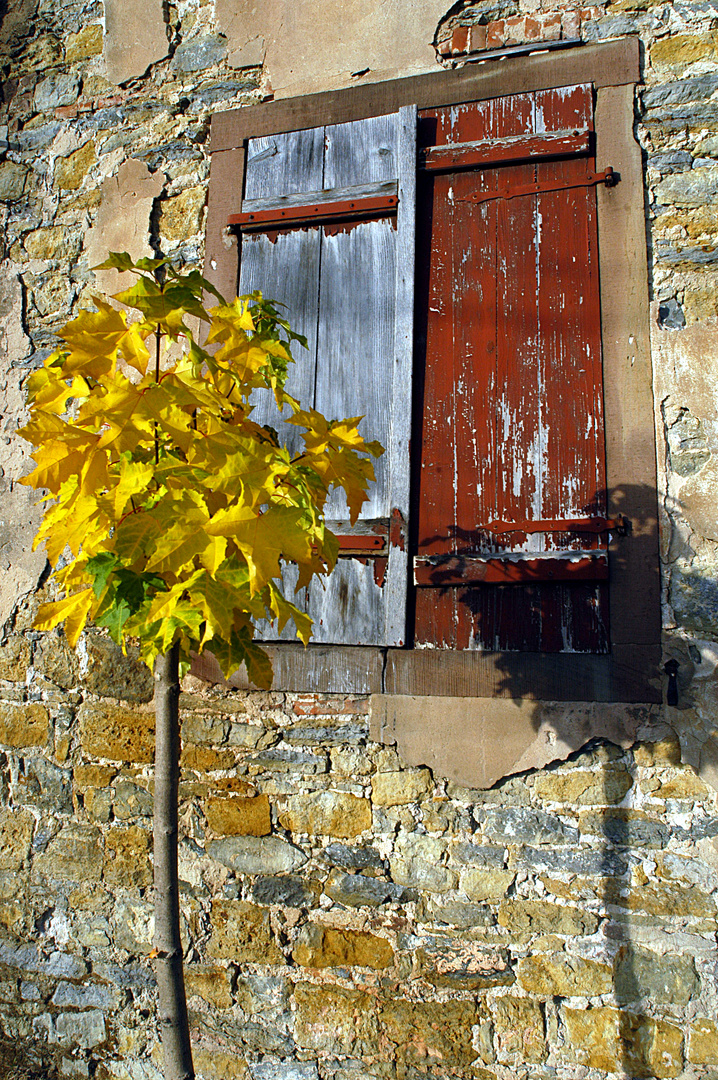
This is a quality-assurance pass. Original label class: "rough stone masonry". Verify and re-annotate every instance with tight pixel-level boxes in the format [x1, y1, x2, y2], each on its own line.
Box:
[1, 0, 718, 1077]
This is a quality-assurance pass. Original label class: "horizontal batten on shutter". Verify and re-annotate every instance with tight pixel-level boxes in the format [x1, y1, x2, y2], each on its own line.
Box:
[230, 181, 399, 230]
[336, 535, 387, 553]
[322, 518, 389, 555]
[238, 180, 398, 212]
[232, 196, 398, 230]
[420, 128, 591, 171]
[414, 552, 609, 586]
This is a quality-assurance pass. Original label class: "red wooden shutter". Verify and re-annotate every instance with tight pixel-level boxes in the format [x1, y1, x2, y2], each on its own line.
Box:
[414, 84, 610, 653]
[235, 108, 416, 646]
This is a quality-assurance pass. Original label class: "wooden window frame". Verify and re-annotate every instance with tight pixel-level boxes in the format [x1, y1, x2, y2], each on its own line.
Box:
[200, 37, 661, 703]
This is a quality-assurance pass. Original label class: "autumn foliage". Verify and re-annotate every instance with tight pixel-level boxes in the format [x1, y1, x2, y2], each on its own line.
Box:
[18, 254, 382, 685]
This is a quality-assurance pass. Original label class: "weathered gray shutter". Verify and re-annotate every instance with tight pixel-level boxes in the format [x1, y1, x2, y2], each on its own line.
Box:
[237, 107, 416, 647]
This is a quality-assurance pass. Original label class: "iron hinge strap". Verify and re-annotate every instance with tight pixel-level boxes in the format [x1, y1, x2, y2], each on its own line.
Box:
[478, 515, 631, 536]
[457, 167, 619, 205]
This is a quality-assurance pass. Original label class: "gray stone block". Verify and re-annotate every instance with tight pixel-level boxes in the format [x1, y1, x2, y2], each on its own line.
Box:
[34, 73, 80, 112]
[615, 945, 698, 1006]
[250, 1063, 319, 1080]
[478, 807, 578, 845]
[324, 869, 405, 908]
[251, 875, 319, 908]
[208, 835, 308, 875]
[51, 980, 120, 1010]
[512, 845, 628, 878]
[171, 35, 228, 72]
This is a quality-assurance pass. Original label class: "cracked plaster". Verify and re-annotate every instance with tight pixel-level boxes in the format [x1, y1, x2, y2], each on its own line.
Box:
[83, 159, 164, 298]
[0, 272, 46, 631]
[370, 695, 668, 790]
[654, 318, 718, 546]
[103, 0, 169, 86]
[214, 0, 449, 97]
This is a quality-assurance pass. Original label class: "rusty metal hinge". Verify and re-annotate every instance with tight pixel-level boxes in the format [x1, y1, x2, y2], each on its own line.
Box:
[478, 515, 630, 536]
[457, 167, 619, 205]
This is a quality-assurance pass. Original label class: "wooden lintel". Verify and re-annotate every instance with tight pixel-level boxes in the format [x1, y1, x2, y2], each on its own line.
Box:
[421, 128, 591, 172]
[210, 39, 639, 153]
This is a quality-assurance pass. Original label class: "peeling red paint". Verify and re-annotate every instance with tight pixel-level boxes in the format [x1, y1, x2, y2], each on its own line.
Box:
[390, 507, 407, 551]
[373, 557, 388, 588]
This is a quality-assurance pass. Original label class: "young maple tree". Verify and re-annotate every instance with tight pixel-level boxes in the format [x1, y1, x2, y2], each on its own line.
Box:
[18, 253, 382, 1080]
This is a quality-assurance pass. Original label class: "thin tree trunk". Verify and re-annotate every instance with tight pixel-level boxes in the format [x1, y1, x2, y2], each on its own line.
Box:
[153, 642, 194, 1080]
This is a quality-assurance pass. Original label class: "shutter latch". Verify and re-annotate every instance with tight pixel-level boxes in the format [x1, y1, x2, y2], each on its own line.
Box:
[457, 167, 619, 205]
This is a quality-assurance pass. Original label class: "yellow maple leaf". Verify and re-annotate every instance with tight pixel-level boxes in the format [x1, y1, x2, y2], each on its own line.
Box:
[20, 258, 383, 685]
[198, 535, 228, 576]
[268, 581, 312, 646]
[119, 322, 151, 376]
[143, 490, 213, 573]
[26, 368, 90, 415]
[109, 455, 155, 518]
[23, 442, 95, 496]
[206, 299, 255, 338]
[309, 448, 376, 523]
[60, 299, 128, 378]
[34, 589, 94, 647]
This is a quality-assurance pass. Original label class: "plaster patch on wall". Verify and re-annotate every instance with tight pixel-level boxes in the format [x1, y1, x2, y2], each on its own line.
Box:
[84, 159, 164, 297]
[664, 405, 711, 479]
[370, 695, 666, 790]
[214, 0, 448, 97]
[653, 320, 718, 635]
[0, 271, 46, 630]
[103, 0, 169, 86]
[213, 1, 266, 70]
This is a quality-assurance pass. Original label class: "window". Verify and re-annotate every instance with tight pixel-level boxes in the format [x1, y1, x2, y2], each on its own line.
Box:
[203, 37, 661, 703]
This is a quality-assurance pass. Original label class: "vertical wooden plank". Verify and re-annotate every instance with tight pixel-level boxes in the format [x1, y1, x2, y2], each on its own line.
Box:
[415, 94, 538, 649]
[308, 221, 395, 641]
[385, 104, 417, 646]
[316, 112, 400, 521]
[239, 127, 325, 455]
[205, 146, 244, 304]
[307, 109, 416, 647]
[324, 114, 400, 187]
[413, 145, 458, 646]
[314, 217, 396, 520]
[240, 128, 325, 641]
[306, 559, 387, 645]
[415, 99, 503, 646]
[241, 110, 418, 648]
[450, 96, 507, 649]
[489, 90, 542, 650]
[595, 83, 660, 649]
[239, 230, 321, 456]
[534, 84, 608, 652]
[243, 129, 325, 199]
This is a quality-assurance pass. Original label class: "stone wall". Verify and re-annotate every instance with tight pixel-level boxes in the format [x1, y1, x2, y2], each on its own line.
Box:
[1, 620, 718, 1079]
[1, 0, 718, 1076]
